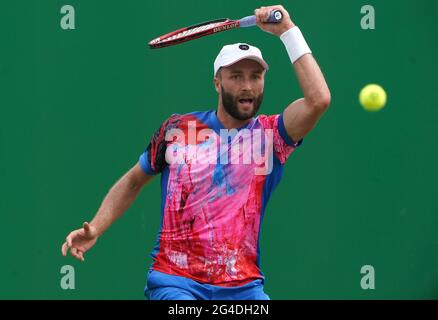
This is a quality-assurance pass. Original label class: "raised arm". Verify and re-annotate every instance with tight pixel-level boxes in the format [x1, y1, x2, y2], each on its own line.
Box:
[255, 5, 331, 143]
[61, 162, 154, 261]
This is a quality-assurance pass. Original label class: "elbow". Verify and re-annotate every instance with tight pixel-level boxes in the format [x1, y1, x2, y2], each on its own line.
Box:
[320, 90, 332, 110]
[308, 89, 331, 113]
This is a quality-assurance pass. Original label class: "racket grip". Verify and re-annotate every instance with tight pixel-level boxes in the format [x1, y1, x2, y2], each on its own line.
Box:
[240, 9, 283, 28]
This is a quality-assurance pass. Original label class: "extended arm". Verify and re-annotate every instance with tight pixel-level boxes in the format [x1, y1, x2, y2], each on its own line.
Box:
[89, 162, 153, 236]
[61, 162, 154, 261]
[255, 5, 331, 143]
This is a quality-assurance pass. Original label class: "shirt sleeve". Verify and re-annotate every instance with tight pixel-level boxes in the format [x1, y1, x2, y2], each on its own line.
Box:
[139, 114, 181, 175]
[258, 113, 303, 164]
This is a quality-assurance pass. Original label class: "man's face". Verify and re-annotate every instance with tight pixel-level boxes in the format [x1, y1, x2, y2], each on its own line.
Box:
[215, 59, 265, 121]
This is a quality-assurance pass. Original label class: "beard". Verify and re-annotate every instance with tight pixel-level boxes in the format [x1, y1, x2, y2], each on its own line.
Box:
[221, 85, 264, 121]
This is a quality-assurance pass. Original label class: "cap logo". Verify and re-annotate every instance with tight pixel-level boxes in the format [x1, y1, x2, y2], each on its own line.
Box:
[239, 44, 250, 51]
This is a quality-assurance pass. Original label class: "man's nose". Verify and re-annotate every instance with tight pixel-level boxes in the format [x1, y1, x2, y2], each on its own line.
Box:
[241, 78, 252, 91]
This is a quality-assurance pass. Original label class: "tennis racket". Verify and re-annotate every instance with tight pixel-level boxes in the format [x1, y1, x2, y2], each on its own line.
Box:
[148, 10, 283, 49]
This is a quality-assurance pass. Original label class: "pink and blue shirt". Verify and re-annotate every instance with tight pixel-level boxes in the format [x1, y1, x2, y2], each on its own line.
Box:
[139, 110, 301, 287]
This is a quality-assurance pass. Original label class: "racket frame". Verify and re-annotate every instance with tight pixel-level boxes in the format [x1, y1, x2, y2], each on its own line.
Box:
[149, 18, 241, 49]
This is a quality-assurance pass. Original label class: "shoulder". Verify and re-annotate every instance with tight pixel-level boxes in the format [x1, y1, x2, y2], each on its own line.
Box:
[165, 110, 213, 124]
[256, 114, 281, 129]
[159, 110, 214, 132]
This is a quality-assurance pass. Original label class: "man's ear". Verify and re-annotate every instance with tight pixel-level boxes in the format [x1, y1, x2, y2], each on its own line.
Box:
[213, 77, 221, 94]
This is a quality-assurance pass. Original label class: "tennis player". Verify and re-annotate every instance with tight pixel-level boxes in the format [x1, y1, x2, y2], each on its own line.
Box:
[61, 5, 330, 300]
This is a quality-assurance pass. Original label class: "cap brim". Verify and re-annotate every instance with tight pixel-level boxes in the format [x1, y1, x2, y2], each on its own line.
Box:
[221, 55, 269, 71]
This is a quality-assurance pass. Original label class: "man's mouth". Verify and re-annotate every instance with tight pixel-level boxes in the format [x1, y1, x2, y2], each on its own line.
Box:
[238, 98, 254, 107]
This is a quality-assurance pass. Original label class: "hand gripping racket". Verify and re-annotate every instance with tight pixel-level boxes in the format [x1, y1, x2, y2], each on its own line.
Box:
[148, 10, 283, 49]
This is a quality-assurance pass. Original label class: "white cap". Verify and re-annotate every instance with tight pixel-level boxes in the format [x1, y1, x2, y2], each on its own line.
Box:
[214, 43, 269, 76]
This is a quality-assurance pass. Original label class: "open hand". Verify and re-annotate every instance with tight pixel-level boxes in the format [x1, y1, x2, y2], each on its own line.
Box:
[61, 222, 98, 262]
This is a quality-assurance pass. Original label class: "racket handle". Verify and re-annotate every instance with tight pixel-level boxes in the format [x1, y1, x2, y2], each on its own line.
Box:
[239, 9, 283, 28]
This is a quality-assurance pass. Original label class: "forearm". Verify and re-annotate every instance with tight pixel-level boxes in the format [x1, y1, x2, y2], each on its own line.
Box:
[256, 5, 330, 109]
[293, 54, 330, 109]
[90, 172, 143, 237]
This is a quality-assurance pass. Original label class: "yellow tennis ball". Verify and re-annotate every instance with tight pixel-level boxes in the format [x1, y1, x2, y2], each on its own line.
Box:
[359, 84, 387, 112]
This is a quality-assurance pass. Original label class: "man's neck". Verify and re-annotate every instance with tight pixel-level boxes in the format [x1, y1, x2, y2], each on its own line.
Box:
[216, 106, 252, 130]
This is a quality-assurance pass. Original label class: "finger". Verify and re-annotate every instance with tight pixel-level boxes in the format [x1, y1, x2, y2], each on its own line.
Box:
[83, 222, 96, 237]
[255, 8, 263, 24]
[70, 247, 81, 261]
[264, 9, 270, 21]
[61, 242, 69, 256]
[66, 234, 73, 247]
[77, 250, 85, 262]
[256, 7, 267, 22]
[255, 13, 261, 25]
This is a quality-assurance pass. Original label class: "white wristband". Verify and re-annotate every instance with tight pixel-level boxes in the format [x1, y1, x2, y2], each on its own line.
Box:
[280, 26, 312, 64]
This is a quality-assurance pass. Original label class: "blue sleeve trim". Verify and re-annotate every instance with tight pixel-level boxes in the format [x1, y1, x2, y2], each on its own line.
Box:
[278, 113, 303, 148]
[139, 151, 156, 176]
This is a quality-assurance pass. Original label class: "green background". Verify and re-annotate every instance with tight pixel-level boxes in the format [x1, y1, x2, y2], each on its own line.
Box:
[1, 0, 437, 299]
